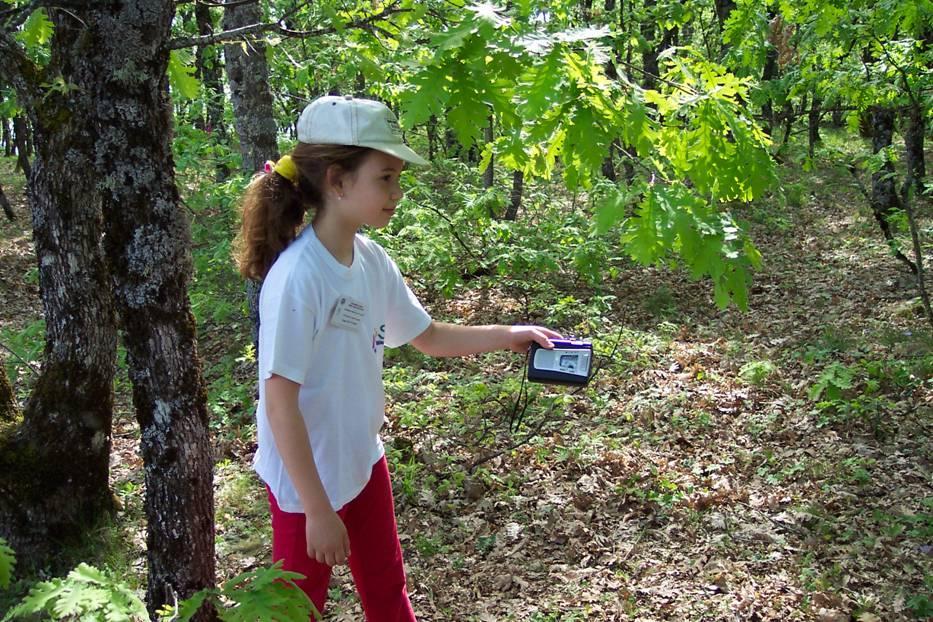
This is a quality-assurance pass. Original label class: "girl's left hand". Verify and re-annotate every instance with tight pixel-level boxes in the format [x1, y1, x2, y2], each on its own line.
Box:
[505, 325, 563, 353]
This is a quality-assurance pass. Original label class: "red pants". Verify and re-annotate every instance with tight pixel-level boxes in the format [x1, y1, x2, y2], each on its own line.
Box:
[268, 456, 416, 621]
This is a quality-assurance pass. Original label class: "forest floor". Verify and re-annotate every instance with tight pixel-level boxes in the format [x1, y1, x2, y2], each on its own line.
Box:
[0, 135, 931, 621]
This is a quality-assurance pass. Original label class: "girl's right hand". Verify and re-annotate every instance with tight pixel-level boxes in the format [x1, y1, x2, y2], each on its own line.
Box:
[305, 509, 350, 566]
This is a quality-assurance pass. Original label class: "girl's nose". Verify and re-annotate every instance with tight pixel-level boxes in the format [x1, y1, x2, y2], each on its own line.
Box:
[390, 183, 403, 201]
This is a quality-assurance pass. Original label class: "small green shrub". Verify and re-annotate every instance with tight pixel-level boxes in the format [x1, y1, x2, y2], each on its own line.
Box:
[739, 360, 777, 386]
[3, 562, 148, 621]
[165, 562, 320, 621]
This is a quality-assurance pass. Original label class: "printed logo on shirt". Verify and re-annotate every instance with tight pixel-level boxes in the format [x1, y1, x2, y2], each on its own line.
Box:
[372, 324, 385, 353]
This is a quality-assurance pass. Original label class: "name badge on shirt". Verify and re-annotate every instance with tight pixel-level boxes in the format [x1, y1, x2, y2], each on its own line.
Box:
[329, 296, 366, 330]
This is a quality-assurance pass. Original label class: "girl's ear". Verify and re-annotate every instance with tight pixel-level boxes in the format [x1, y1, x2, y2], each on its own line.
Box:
[324, 164, 345, 196]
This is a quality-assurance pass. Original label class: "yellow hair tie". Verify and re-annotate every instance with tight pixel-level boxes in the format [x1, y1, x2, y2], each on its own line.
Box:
[263, 155, 299, 185]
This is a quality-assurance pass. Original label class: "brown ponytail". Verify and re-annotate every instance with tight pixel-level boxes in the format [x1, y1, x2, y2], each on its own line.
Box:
[234, 143, 372, 281]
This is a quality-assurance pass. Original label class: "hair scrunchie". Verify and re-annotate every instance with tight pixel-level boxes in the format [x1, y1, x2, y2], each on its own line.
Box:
[263, 155, 299, 185]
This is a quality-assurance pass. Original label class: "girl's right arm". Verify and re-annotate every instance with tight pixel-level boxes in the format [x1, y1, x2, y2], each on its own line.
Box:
[265, 374, 350, 566]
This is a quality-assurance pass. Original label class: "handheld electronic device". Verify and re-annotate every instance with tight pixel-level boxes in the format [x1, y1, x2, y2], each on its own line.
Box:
[527, 339, 593, 386]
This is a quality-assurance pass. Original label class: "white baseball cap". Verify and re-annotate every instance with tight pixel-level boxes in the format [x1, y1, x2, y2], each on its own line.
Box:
[296, 95, 429, 166]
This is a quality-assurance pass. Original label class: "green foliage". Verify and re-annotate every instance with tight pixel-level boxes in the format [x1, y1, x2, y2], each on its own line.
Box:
[808, 362, 854, 401]
[2, 563, 149, 622]
[0, 537, 14, 591]
[168, 49, 202, 100]
[739, 360, 777, 386]
[1, 318, 44, 387]
[164, 562, 320, 622]
[16, 8, 53, 63]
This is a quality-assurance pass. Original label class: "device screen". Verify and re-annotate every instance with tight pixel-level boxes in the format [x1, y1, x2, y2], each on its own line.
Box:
[533, 348, 591, 377]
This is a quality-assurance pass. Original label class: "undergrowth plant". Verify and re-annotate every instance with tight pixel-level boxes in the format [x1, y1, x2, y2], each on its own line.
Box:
[0, 542, 318, 622]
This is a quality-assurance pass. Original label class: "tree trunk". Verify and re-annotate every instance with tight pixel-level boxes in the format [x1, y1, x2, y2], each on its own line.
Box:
[808, 95, 822, 158]
[714, 0, 736, 30]
[0, 183, 13, 221]
[89, 2, 216, 618]
[0, 11, 118, 566]
[830, 106, 844, 127]
[482, 115, 494, 189]
[504, 169, 523, 221]
[641, 1, 677, 91]
[868, 105, 916, 274]
[194, 2, 226, 139]
[0, 364, 14, 422]
[641, 0, 659, 89]
[12, 116, 31, 179]
[761, 38, 778, 136]
[904, 104, 925, 195]
[223, 0, 278, 173]
[427, 114, 438, 161]
[2, 120, 12, 157]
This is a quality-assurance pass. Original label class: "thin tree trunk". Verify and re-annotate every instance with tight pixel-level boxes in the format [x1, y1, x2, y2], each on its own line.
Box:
[0, 11, 117, 565]
[223, 0, 278, 173]
[194, 2, 226, 138]
[904, 104, 925, 195]
[601, 142, 618, 182]
[12, 116, 31, 179]
[780, 100, 794, 147]
[427, 114, 437, 161]
[902, 179, 933, 330]
[869, 106, 916, 274]
[2, 120, 12, 157]
[90, 2, 216, 617]
[504, 169, 523, 221]
[714, 0, 736, 31]
[641, 0, 659, 89]
[761, 44, 778, 135]
[482, 114, 494, 189]
[0, 365, 14, 422]
[808, 95, 822, 158]
[642, 2, 677, 91]
[0, 183, 13, 220]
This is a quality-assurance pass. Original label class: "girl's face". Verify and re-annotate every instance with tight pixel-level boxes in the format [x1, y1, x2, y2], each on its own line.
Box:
[332, 150, 405, 229]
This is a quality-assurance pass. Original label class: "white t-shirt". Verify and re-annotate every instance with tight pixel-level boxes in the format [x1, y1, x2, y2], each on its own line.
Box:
[253, 226, 432, 512]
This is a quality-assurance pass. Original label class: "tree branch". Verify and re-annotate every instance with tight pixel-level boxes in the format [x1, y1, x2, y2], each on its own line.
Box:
[167, 2, 408, 50]
[0, 0, 86, 30]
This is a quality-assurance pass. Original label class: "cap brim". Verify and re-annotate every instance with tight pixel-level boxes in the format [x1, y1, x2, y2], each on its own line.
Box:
[360, 141, 429, 166]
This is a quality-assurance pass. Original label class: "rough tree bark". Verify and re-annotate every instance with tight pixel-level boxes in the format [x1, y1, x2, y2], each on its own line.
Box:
[223, 0, 278, 173]
[0, 13, 118, 565]
[88, 2, 216, 617]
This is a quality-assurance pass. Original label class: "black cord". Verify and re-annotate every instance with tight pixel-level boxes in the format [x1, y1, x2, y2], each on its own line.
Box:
[508, 348, 531, 432]
[507, 323, 627, 433]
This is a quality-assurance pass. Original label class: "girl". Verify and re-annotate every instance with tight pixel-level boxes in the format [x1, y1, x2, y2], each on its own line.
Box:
[234, 95, 560, 621]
